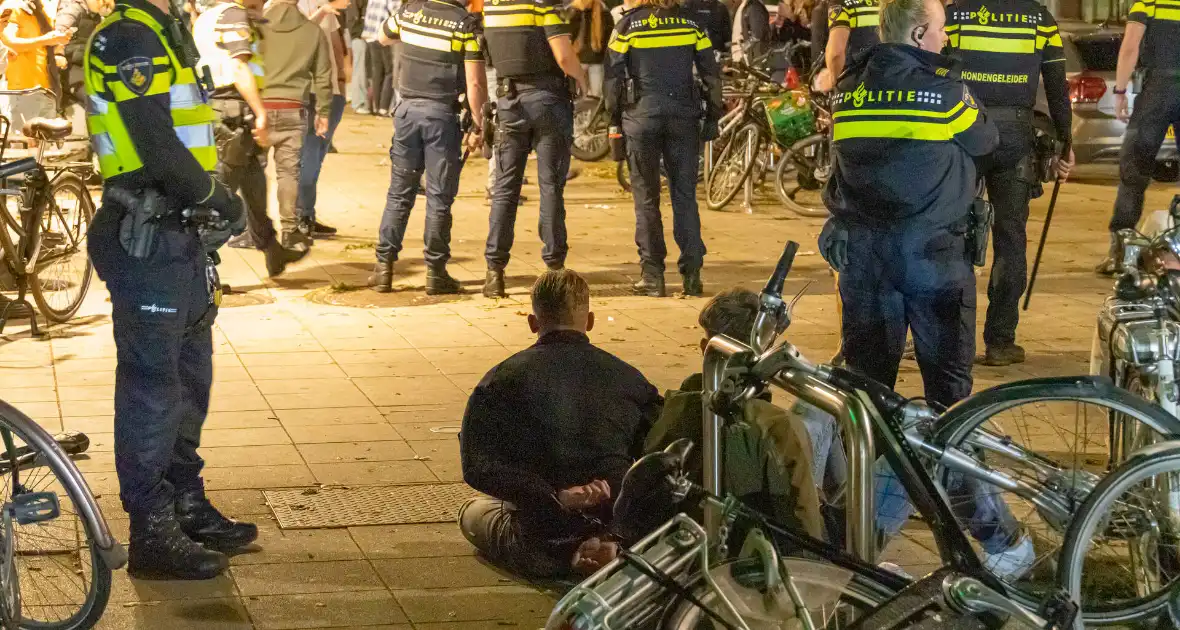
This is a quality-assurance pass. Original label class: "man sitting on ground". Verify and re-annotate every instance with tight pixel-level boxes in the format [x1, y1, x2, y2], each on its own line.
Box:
[459, 269, 663, 578]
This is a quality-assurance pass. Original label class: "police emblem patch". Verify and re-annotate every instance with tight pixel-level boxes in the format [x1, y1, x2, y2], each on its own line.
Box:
[962, 85, 978, 109]
[117, 56, 154, 96]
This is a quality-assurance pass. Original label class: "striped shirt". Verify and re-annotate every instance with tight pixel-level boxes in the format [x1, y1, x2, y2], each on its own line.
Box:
[362, 0, 399, 41]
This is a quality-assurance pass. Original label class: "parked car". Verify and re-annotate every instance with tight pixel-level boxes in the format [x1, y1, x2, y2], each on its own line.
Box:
[1064, 27, 1179, 180]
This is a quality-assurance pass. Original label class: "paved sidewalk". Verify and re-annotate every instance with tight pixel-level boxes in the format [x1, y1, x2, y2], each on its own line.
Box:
[0, 113, 1154, 628]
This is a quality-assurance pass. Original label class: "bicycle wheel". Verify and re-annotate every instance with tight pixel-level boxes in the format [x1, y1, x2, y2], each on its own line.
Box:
[661, 557, 893, 629]
[775, 134, 830, 218]
[922, 377, 1180, 621]
[0, 408, 111, 629]
[705, 123, 761, 211]
[571, 97, 610, 162]
[1058, 440, 1180, 626]
[28, 173, 93, 323]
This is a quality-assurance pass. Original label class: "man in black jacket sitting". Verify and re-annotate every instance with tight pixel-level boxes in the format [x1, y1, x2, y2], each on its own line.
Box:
[458, 269, 662, 578]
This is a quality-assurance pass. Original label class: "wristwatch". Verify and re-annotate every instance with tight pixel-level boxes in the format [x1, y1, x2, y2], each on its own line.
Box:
[1113, 86, 1128, 95]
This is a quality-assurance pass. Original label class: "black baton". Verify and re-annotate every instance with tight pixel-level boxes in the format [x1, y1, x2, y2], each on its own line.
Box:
[1023, 169, 1064, 311]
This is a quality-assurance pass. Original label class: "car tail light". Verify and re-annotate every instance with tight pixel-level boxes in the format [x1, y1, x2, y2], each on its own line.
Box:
[1069, 75, 1107, 103]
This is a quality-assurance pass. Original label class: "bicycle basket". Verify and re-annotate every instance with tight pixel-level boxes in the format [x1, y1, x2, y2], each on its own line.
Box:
[764, 91, 816, 148]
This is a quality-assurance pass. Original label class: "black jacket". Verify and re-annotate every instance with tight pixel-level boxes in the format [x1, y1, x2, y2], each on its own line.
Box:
[460, 330, 662, 540]
[681, 0, 730, 54]
[603, 5, 722, 121]
[823, 44, 998, 229]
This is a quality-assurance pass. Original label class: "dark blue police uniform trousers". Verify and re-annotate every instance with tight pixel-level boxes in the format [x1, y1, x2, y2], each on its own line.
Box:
[979, 117, 1034, 349]
[838, 223, 975, 409]
[377, 98, 463, 268]
[486, 87, 572, 270]
[87, 201, 215, 518]
[1111, 69, 1180, 232]
[623, 113, 707, 274]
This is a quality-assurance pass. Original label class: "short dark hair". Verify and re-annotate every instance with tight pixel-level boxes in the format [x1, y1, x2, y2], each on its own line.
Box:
[698, 287, 760, 341]
[531, 269, 590, 326]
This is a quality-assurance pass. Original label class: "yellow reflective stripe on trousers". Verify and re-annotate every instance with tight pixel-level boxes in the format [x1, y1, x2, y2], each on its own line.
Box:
[833, 106, 978, 141]
[959, 35, 1034, 53]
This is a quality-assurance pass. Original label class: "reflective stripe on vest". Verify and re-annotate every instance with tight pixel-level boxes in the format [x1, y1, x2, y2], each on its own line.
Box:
[84, 8, 219, 178]
[193, 2, 265, 90]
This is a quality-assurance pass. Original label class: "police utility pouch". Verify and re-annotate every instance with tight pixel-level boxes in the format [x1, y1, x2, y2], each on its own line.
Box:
[968, 197, 993, 267]
[481, 102, 496, 159]
[608, 125, 625, 162]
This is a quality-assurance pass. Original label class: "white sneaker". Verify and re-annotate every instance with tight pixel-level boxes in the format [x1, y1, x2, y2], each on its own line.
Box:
[354, 106, 371, 115]
[877, 561, 913, 580]
[982, 532, 1036, 581]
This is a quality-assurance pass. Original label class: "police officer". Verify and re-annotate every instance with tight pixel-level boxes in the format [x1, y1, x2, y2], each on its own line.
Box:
[819, 0, 878, 90]
[480, 0, 587, 297]
[367, 0, 488, 294]
[1096, 0, 1180, 273]
[681, 0, 729, 55]
[604, 0, 720, 297]
[193, 0, 306, 275]
[85, 0, 258, 579]
[945, 0, 1073, 366]
[818, 0, 998, 409]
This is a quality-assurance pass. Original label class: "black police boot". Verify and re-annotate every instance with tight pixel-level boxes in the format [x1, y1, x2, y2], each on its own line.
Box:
[426, 267, 462, 295]
[175, 490, 258, 552]
[682, 269, 703, 297]
[483, 268, 506, 298]
[368, 260, 393, 293]
[128, 507, 229, 581]
[979, 343, 1027, 367]
[264, 239, 309, 278]
[1095, 233, 1121, 276]
[633, 267, 666, 297]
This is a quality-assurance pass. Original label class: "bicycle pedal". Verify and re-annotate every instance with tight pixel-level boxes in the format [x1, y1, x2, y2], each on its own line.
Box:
[9, 492, 59, 525]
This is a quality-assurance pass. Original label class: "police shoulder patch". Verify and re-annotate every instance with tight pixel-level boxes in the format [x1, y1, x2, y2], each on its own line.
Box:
[962, 84, 978, 109]
[117, 56, 154, 96]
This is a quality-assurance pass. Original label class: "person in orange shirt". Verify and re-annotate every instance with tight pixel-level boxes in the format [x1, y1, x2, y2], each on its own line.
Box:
[0, 0, 71, 128]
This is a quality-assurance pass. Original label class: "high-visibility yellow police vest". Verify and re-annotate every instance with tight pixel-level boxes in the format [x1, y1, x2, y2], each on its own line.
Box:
[84, 7, 218, 179]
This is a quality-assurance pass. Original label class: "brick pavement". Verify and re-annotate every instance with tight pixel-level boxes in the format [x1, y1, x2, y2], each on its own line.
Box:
[0, 113, 1165, 628]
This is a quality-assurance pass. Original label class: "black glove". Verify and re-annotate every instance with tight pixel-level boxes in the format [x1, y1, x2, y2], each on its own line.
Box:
[818, 218, 848, 272]
[701, 117, 719, 143]
[205, 180, 245, 231]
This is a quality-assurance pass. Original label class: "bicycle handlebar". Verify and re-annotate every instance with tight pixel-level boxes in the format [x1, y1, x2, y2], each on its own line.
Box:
[763, 240, 798, 298]
[0, 88, 53, 97]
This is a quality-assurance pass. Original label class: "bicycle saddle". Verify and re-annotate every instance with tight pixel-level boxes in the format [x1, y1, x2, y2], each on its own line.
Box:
[22, 117, 73, 141]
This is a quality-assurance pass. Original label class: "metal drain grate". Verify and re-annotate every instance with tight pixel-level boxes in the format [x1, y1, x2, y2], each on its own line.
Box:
[264, 483, 479, 529]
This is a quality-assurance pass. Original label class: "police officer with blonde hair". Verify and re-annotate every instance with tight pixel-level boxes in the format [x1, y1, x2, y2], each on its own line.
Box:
[604, 0, 720, 296]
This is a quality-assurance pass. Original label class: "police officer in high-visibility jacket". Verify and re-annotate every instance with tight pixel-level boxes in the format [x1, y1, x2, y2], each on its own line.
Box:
[945, 0, 1074, 366]
[194, 0, 306, 274]
[85, 0, 258, 580]
[1096, 0, 1180, 273]
[604, 0, 721, 297]
[818, 0, 878, 90]
[480, 0, 587, 297]
[819, 0, 998, 410]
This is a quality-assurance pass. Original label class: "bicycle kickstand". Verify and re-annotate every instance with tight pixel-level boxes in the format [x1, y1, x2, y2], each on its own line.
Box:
[0, 280, 41, 338]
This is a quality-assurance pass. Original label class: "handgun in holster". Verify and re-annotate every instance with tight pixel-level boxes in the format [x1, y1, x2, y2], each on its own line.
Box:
[495, 78, 516, 99]
[106, 187, 169, 260]
[481, 101, 497, 159]
[967, 196, 994, 268]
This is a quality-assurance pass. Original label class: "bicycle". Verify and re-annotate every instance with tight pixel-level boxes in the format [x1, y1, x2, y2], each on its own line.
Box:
[0, 398, 123, 629]
[572, 96, 611, 163]
[0, 88, 97, 335]
[693, 242, 1180, 624]
[772, 86, 831, 218]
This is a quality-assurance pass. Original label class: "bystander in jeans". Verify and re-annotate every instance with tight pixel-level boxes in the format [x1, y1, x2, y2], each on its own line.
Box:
[296, 0, 348, 239]
[260, 0, 333, 248]
[345, 0, 368, 112]
[361, 0, 396, 114]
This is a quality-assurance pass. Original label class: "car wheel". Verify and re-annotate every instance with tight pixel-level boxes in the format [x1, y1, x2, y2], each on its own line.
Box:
[1153, 159, 1179, 183]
